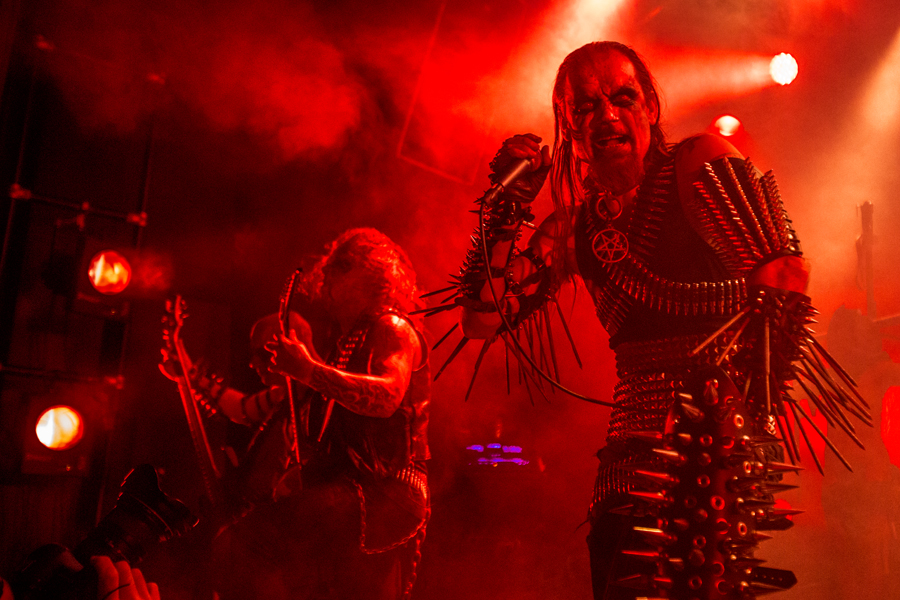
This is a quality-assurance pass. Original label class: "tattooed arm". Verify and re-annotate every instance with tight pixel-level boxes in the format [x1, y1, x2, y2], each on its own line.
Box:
[266, 314, 421, 419]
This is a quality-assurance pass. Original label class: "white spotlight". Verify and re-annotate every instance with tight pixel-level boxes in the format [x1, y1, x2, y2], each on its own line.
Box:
[769, 53, 798, 85]
[714, 115, 742, 137]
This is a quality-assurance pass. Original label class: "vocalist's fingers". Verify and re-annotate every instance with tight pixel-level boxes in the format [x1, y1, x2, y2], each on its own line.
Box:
[131, 567, 151, 600]
[92, 556, 127, 600]
[540, 144, 552, 164]
[506, 134, 541, 150]
[148, 582, 160, 600]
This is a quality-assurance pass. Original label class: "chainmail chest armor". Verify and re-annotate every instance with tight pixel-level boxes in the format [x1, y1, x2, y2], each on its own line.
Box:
[576, 145, 762, 510]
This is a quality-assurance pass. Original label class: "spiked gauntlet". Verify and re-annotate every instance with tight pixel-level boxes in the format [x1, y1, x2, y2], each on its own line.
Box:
[455, 143, 553, 328]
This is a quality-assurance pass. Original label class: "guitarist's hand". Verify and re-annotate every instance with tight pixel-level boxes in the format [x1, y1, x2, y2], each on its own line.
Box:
[158, 348, 181, 382]
[266, 330, 317, 385]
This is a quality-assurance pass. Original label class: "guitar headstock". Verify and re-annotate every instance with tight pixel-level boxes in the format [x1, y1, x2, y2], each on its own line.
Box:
[164, 295, 187, 333]
[162, 295, 189, 355]
[160, 295, 189, 380]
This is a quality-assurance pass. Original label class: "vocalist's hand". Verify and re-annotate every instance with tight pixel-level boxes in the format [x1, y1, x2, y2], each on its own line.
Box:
[91, 557, 160, 600]
[489, 133, 551, 204]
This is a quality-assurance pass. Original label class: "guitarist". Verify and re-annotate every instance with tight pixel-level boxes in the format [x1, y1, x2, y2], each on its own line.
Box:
[213, 228, 431, 600]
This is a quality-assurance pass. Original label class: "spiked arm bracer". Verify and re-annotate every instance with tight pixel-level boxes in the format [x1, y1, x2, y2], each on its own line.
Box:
[420, 170, 605, 404]
[687, 156, 871, 472]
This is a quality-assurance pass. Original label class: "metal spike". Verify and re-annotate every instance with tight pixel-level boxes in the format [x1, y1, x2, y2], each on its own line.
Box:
[651, 448, 687, 465]
[414, 303, 457, 316]
[419, 285, 457, 299]
[730, 556, 766, 567]
[703, 378, 719, 404]
[671, 518, 690, 532]
[676, 433, 693, 445]
[807, 334, 860, 390]
[620, 549, 661, 562]
[756, 517, 796, 531]
[613, 573, 650, 590]
[752, 566, 797, 590]
[431, 323, 459, 351]
[629, 490, 672, 506]
[727, 478, 764, 494]
[439, 290, 460, 304]
[739, 497, 776, 508]
[433, 336, 469, 382]
[632, 526, 676, 545]
[759, 483, 799, 494]
[541, 306, 561, 382]
[772, 409, 799, 465]
[606, 504, 637, 516]
[788, 398, 855, 472]
[753, 532, 774, 542]
[554, 299, 583, 368]
[715, 318, 749, 366]
[679, 402, 705, 423]
[765, 461, 804, 473]
[744, 435, 783, 448]
[689, 304, 752, 356]
[464, 338, 495, 402]
[623, 430, 664, 444]
[747, 584, 783, 597]
[722, 539, 758, 551]
[786, 401, 824, 476]
[632, 470, 678, 485]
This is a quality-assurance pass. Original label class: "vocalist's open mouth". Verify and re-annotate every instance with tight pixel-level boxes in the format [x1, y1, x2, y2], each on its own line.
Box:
[593, 134, 630, 152]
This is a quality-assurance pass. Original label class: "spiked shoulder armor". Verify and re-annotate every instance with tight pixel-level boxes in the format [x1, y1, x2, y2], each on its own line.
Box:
[685, 156, 802, 277]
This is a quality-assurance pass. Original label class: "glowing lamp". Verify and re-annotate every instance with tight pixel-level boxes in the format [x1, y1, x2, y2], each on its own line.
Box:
[715, 115, 742, 137]
[88, 250, 132, 295]
[35, 405, 84, 450]
[769, 53, 798, 86]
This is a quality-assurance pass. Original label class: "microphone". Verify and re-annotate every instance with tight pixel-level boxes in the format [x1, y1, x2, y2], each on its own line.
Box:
[490, 157, 535, 192]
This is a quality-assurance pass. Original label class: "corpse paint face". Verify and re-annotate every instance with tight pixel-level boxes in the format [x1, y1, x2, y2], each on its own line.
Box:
[561, 50, 657, 194]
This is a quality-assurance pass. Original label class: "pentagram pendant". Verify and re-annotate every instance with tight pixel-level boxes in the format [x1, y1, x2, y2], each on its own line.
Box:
[591, 228, 629, 263]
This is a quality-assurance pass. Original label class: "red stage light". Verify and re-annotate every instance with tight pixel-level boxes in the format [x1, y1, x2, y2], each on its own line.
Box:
[769, 53, 798, 85]
[88, 250, 132, 295]
[714, 115, 742, 137]
[35, 405, 84, 450]
[881, 386, 900, 469]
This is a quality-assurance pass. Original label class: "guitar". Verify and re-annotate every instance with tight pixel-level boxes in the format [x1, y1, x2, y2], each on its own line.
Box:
[278, 269, 304, 465]
[161, 296, 226, 510]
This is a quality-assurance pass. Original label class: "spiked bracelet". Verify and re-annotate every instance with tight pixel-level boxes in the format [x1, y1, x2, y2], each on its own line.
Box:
[456, 192, 530, 301]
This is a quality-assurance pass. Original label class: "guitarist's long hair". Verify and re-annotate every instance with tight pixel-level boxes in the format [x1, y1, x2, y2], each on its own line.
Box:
[301, 228, 424, 328]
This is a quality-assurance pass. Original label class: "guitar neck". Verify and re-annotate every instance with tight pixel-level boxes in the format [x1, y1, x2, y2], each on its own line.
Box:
[173, 337, 225, 509]
[279, 270, 305, 466]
